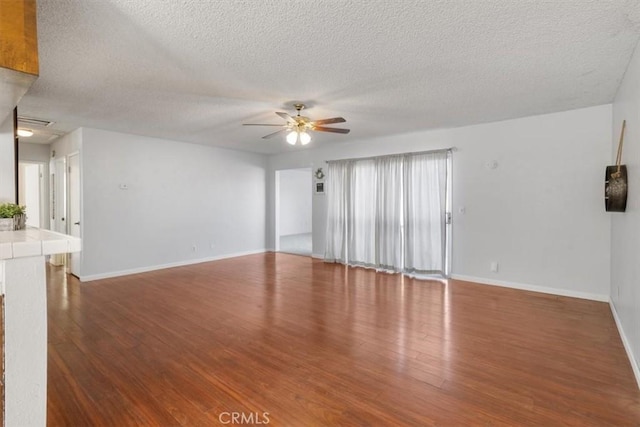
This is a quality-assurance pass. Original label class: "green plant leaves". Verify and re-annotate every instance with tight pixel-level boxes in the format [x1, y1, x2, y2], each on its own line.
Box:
[0, 203, 26, 218]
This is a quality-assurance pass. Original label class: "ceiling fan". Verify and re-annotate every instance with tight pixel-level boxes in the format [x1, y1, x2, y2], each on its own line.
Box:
[243, 103, 350, 145]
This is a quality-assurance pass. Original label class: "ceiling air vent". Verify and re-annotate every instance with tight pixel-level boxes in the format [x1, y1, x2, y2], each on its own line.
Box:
[17, 116, 55, 128]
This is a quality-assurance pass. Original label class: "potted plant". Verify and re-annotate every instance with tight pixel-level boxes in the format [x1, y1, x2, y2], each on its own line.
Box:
[0, 203, 26, 231]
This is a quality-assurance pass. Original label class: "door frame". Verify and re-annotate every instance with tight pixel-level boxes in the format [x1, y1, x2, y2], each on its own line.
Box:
[66, 151, 81, 277]
[50, 156, 67, 234]
[275, 167, 313, 256]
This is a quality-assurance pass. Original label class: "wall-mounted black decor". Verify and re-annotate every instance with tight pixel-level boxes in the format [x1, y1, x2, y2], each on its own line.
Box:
[605, 120, 628, 212]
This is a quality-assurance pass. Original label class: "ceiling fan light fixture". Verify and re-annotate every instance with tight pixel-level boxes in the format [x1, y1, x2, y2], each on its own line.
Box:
[299, 131, 311, 145]
[286, 131, 298, 145]
[244, 103, 349, 143]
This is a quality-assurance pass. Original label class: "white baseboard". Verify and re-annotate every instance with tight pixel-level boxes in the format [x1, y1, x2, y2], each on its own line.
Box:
[609, 301, 640, 390]
[79, 249, 267, 282]
[267, 249, 322, 259]
[450, 274, 609, 302]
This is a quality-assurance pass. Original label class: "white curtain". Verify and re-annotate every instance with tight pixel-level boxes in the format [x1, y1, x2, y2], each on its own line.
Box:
[324, 150, 449, 276]
[325, 161, 349, 263]
[347, 159, 377, 267]
[404, 152, 448, 274]
[375, 155, 404, 270]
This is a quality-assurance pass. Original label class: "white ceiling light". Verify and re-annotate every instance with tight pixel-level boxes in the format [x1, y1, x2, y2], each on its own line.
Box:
[286, 131, 298, 145]
[299, 132, 311, 145]
[17, 129, 34, 137]
[285, 130, 312, 146]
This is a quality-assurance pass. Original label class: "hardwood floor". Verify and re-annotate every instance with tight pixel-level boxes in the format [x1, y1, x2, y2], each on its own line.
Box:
[47, 253, 640, 426]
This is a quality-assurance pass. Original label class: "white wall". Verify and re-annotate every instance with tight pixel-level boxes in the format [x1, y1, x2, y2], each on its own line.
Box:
[268, 105, 612, 300]
[0, 114, 16, 203]
[79, 128, 267, 280]
[18, 163, 41, 227]
[51, 128, 82, 157]
[19, 141, 50, 163]
[611, 38, 640, 386]
[278, 168, 312, 236]
[19, 142, 51, 229]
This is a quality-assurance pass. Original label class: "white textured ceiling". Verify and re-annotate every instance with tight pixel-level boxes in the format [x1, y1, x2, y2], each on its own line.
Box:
[17, 0, 640, 153]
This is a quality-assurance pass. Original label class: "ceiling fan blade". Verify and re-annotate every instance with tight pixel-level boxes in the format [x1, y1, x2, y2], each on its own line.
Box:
[276, 112, 297, 124]
[311, 117, 346, 125]
[262, 129, 286, 139]
[313, 126, 350, 134]
[243, 123, 285, 126]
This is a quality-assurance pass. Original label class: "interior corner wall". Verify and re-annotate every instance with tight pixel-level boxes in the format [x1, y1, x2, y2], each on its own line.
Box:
[267, 105, 612, 300]
[79, 128, 267, 280]
[0, 113, 16, 203]
[611, 38, 640, 386]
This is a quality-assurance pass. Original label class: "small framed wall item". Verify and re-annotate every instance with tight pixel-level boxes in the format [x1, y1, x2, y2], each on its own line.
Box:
[314, 167, 325, 194]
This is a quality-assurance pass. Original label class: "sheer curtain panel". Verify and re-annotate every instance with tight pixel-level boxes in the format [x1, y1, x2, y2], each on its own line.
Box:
[347, 159, 377, 267]
[404, 152, 448, 275]
[324, 161, 349, 263]
[324, 149, 449, 277]
[375, 155, 404, 270]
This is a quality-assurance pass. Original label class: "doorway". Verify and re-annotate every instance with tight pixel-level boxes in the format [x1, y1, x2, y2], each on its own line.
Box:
[49, 156, 66, 267]
[17, 162, 45, 228]
[276, 168, 312, 256]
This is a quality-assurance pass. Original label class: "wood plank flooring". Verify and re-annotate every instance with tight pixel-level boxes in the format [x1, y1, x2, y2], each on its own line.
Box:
[47, 253, 640, 426]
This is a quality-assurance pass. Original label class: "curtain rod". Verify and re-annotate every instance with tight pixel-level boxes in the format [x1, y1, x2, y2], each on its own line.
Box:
[325, 147, 455, 164]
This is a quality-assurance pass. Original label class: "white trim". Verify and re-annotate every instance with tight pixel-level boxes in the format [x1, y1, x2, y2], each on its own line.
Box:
[311, 253, 324, 259]
[450, 274, 609, 302]
[609, 301, 640, 390]
[79, 249, 267, 282]
[66, 152, 81, 277]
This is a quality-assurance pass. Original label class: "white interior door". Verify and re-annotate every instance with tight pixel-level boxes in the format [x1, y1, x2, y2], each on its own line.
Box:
[68, 153, 81, 276]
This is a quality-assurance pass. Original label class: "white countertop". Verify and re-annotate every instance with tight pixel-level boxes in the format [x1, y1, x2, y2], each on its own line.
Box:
[0, 227, 81, 260]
